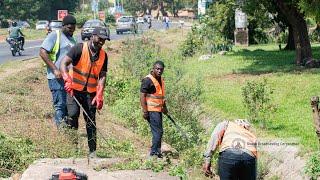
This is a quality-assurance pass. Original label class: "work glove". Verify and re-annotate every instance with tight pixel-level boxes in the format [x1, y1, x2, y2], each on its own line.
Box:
[91, 86, 104, 110]
[62, 72, 74, 97]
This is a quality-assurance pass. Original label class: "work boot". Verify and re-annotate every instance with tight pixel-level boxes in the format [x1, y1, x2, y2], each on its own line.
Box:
[88, 151, 98, 159]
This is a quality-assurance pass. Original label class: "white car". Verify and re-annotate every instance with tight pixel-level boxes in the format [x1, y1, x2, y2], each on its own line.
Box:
[136, 17, 144, 24]
[36, 20, 49, 30]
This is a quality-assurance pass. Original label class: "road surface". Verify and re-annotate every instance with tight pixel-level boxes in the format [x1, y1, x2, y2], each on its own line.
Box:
[0, 22, 182, 64]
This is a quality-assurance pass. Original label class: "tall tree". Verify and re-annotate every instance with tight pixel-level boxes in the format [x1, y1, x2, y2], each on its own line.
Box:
[0, 0, 80, 21]
[243, 0, 320, 65]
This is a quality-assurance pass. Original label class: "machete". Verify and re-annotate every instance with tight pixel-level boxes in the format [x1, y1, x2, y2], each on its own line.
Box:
[165, 114, 190, 142]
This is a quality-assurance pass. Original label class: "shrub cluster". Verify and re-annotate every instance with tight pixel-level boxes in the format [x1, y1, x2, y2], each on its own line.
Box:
[0, 133, 35, 177]
[105, 36, 205, 167]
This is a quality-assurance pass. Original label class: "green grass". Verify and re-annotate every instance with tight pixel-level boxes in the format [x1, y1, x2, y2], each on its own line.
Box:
[183, 43, 320, 151]
[0, 28, 81, 41]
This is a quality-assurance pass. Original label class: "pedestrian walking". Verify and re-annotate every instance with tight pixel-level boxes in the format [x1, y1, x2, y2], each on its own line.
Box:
[39, 15, 77, 128]
[165, 16, 170, 29]
[147, 17, 152, 29]
[202, 119, 257, 179]
[140, 61, 168, 158]
[59, 27, 109, 158]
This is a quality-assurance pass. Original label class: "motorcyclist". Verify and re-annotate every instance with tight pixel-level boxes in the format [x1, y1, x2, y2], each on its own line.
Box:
[7, 21, 25, 50]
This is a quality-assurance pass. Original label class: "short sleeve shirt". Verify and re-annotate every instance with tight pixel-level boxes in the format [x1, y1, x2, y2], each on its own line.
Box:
[8, 27, 21, 38]
[41, 31, 77, 79]
[66, 43, 108, 72]
[140, 73, 162, 94]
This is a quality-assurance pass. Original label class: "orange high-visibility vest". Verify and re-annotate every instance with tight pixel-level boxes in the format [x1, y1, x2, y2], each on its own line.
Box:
[145, 74, 165, 112]
[220, 121, 257, 157]
[69, 43, 105, 93]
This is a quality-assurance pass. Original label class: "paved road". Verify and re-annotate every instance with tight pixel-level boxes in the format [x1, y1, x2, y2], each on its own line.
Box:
[0, 22, 182, 64]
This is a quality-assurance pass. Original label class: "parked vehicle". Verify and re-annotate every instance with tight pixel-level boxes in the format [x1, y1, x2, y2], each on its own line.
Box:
[6, 37, 22, 56]
[136, 17, 144, 24]
[36, 20, 49, 30]
[46, 20, 62, 34]
[116, 16, 137, 34]
[81, 19, 110, 40]
[17, 21, 30, 29]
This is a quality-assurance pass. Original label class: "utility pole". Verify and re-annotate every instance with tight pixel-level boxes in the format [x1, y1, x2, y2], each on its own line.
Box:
[82, 0, 85, 14]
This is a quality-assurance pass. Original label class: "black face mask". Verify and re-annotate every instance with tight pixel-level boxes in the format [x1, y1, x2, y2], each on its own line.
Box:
[91, 41, 100, 51]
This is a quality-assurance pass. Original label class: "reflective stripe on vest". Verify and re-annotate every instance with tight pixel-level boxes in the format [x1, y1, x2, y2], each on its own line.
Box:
[145, 74, 165, 112]
[220, 121, 257, 157]
[69, 42, 105, 93]
[48, 30, 78, 61]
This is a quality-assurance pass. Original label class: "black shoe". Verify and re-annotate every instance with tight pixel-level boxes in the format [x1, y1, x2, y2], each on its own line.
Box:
[157, 153, 163, 158]
[21, 48, 24, 51]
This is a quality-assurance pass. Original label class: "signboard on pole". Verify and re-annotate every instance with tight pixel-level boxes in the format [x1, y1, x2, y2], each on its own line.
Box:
[98, 11, 106, 22]
[91, 0, 98, 12]
[198, 0, 206, 16]
[58, 10, 68, 20]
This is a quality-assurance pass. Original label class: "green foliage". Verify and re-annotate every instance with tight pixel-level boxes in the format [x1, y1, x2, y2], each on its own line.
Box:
[143, 158, 166, 172]
[0, 20, 9, 28]
[72, 11, 93, 28]
[106, 35, 205, 170]
[304, 151, 320, 179]
[309, 30, 320, 43]
[0, 0, 80, 21]
[0, 133, 35, 178]
[241, 79, 277, 129]
[169, 165, 187, 180]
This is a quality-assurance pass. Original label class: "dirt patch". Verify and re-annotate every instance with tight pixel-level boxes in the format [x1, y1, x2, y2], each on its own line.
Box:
[0, 59, 40, 81]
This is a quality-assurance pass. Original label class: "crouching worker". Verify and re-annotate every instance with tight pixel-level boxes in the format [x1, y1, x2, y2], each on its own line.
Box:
[202, 119, 257, 180]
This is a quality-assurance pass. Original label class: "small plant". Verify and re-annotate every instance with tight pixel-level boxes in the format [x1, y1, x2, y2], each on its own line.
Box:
[242, 79, 277, 129]
[304, 151, 320, 180]
[169, 165, 187, 180]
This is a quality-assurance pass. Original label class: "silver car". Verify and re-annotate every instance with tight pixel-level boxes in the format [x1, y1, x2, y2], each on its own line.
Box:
[116, 16, 137, 34]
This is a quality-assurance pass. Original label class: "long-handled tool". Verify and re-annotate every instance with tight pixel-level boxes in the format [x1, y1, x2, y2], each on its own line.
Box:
[72, 96, 109, 146]
[165, 114, 190, 142]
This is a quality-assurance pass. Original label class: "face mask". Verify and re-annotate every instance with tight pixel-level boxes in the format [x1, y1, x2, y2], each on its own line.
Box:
[91, 41, 99, 51]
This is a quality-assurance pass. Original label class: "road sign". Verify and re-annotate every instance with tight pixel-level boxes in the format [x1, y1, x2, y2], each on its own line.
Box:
[58, 10, 68, 20]
[91, 0, 98, 12]
[114, 13, 123, 19]
[98, 11, 105, 22]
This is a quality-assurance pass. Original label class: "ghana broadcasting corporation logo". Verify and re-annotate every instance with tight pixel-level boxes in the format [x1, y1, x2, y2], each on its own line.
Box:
[232, 138, 246, 149]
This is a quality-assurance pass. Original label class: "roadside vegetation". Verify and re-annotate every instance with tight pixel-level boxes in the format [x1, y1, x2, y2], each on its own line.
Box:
[1, 21, 320, 180]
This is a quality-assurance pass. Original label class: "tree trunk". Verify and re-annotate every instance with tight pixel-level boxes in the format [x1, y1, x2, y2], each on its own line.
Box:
[276, 0, 312, 65]
[284, 24, 295, 50]
[310, 97, 320, 144]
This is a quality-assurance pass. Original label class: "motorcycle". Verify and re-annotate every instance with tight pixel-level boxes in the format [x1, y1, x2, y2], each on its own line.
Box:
[6, 37, 23, 56]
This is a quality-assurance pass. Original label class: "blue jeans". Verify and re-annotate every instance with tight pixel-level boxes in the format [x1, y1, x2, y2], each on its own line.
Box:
[148, 112, 163, 156]
[48, 78, 67, 128]
[218, 149, 257, 180]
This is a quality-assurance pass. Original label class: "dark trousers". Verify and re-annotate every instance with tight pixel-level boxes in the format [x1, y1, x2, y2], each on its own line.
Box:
[67, 90, 97, 152]
[18, 36, 24, 48]
[218, 149, 257, 180]
[147, 112, 163, 156]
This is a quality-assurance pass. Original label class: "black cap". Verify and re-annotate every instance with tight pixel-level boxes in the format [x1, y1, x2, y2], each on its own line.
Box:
[92, 27, 110, 41]
[62, 15, 76, 25]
